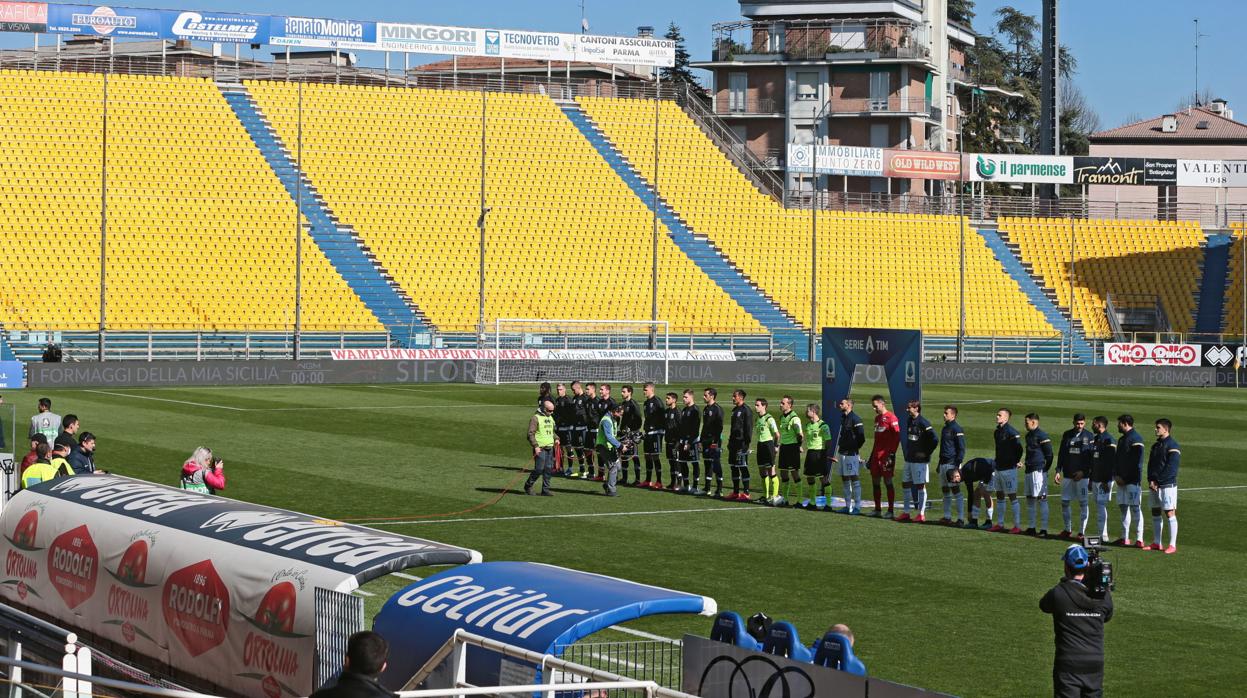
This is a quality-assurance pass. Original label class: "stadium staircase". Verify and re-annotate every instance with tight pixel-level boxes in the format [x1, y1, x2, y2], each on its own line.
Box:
[1195, 232, 1233, 334]
[557, 102, 809, 358]
[976, 225, 1095, 363]
[219, 84, 427, 346]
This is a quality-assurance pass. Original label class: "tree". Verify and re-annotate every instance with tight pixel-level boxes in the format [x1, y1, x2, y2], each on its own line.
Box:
[993, 7, 1038, 76]
[948, 0, 975, 24]
[659, 23, 708, 100]
[1060, 81, 1101, 156]
[1175, 87, 1218, 111]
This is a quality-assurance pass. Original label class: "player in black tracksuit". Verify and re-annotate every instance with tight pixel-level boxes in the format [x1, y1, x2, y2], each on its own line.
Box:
[663, 393, 681, 489]
[727, 390, 753, 500]
[619, 385, 643, 484]
[642, 383, 665, 487]
[677, 390, 701, 493]
[570, 381, 591, 477]
[553, 383, 577, 473]
[701, 388, 725, 497]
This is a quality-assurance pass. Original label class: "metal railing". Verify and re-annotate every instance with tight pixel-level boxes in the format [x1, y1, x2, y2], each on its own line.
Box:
[555, 639, 683, 691]
[710, 17, 931, 62]
[715, 95, 784, 115]
[0, 47, 670, 99]
[676, 84, 786, 199]
[830, 96, 931, 115]
[403, 629, 697, 698]
[783, 190, 1247, 227]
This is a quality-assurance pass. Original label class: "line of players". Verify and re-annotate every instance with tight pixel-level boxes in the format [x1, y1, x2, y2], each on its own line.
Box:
[540, 382, 1180, 553]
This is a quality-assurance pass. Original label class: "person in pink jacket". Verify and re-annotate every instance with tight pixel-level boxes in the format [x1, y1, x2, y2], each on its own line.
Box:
[181, 447, 225, 494]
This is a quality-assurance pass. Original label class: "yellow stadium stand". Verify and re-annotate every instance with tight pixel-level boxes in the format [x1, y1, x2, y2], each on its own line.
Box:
[0, 69, 381, 333]
[246, 81, 763, 334]
[577, 96, 1055, 336]
[1001, 217, 1204, 338]
[1224, 225, 1246, 337]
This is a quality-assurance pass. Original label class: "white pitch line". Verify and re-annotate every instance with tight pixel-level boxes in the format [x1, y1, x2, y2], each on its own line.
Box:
[360, 484, 1247, 528]
[82, 389, 513, 412]
[609, 625, 681, 645]
[362, 506, 769, 527]
[392, 572, 422, 581]
[84, 389, 246, 411]
[586, 652, 647, 671]
[351, 589, 376, 597]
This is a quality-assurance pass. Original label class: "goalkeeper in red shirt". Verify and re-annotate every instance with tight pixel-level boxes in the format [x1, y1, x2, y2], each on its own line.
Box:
[868, 395, 900, 518]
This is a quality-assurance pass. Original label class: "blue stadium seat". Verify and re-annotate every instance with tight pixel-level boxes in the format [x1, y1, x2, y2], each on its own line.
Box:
[811, 632, 867, 676]
[760, 621, 812, 662]
[709, 611, 762, 651]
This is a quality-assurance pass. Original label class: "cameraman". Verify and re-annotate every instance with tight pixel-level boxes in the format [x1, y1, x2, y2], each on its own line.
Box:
[1040, 545, 1113, 697]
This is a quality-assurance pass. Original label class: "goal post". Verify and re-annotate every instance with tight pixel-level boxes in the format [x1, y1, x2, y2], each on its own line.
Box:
[477, 319, 670, 385]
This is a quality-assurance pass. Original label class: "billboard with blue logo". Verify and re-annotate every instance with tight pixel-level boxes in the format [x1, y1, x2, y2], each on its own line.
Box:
[269, 14, 375, 50]
[46, 4, 161, 38]
[821, 328, 922, 449]
[375, 561, 715, 690]
[162, 8, 265, 43]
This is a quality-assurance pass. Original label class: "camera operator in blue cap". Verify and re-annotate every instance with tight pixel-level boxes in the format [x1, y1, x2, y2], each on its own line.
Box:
[1040, 544, 1114, 697]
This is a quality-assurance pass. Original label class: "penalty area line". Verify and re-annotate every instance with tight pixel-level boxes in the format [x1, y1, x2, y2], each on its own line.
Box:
[362, 506, 769, 527]
[83, 389, 246, 412]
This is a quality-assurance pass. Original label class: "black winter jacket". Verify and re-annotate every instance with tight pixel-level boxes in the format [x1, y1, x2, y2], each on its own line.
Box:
[1039, 578, 1113, 672]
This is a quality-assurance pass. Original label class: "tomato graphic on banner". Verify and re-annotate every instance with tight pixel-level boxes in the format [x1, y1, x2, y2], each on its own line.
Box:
[46, 525, 99, 609]
[109, 539, 156, 587]
[237, 580, 308, 697]
[6, 509, 41, 551]
[102, 537, 159, 644]
[163, 560, 230, 657]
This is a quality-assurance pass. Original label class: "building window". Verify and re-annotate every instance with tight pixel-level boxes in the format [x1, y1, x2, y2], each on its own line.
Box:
[794, 124, 814, 145]
[796, 71, 818, 101]
[869, 71, 890, 111]
[728, 72, 747, 112]
[767, 23, 785, 53]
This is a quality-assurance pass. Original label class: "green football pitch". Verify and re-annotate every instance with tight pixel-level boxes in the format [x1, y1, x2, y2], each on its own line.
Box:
[5, 381, 1246, 697]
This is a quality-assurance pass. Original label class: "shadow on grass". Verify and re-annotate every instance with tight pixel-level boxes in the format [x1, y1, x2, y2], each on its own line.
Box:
[475, 486, 615, 498]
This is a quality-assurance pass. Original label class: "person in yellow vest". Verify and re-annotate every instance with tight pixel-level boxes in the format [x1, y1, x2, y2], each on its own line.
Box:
[525, 400, 558, 496]
[22, 442, 74, 489]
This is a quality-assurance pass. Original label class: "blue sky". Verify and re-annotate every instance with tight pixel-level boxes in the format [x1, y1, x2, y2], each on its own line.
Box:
[4, 0, 1243, 129]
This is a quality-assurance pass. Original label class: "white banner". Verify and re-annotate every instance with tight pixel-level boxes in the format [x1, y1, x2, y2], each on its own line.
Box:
[787, 144, 883, 176]
[1176, 160, 1247, 188]
[375, 22, 674, 67]
[966, 153, 1073, 183]
[1103, 342, 1200, 367]
[574, 33, 675, 67]
[329, 348, 736, 362]
[0, 476, 478, 698]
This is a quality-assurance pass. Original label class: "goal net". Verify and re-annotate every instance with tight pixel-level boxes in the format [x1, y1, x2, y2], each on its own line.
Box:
[476, 319, 670, 385]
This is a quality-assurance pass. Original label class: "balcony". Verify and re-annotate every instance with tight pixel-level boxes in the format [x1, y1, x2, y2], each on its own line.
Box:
[706, 18, 931, 64]
[829, 96, 931, 117]
[714, 96, 785, 116]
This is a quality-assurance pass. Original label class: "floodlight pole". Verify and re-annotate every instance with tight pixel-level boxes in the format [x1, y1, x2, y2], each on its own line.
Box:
[957, 104, 967, 363]
[1067, 216, 1076, 365]
[649, 83, 660, 349]
[293, 82, 304, 360]
[810, 99, 831, 361]
[97, 71, 109, 361]
[477, 88, 488, 349]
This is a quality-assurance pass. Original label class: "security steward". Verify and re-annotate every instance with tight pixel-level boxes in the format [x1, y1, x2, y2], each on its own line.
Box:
[1040, 545, 1113, 697]
[525, 400, 558, 496]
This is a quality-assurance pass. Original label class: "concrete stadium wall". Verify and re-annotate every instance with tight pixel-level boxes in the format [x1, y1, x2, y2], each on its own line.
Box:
[25, 359, 1224, 389]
